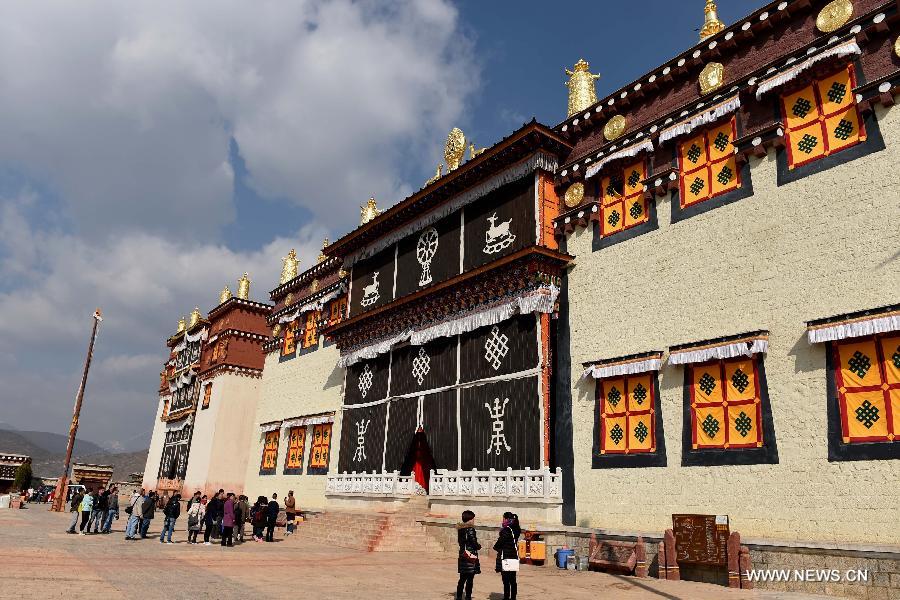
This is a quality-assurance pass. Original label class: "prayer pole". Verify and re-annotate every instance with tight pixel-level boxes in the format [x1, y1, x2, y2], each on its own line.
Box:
[51, 309, 103, 512]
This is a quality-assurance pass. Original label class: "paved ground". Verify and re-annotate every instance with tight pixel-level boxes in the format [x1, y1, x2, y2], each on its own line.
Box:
[1, 505, 836, 600]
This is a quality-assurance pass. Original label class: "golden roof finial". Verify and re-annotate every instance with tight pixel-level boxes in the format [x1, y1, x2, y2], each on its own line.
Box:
[317, 238, 329, 263]
[700, 0, 726, 40]
[177, 316, 186, 333]
[360, 197, 380, 225]
[189, 307, 202, 328]
[237, 273, 251, 300]
[444, 128, 466, 171]
[280, 249, 299, 284]
[219, 284, 232, 305]
[565, 59, 600, 117]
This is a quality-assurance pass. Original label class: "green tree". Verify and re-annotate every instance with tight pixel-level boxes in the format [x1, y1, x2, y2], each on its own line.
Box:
[13, 462, 32, 492]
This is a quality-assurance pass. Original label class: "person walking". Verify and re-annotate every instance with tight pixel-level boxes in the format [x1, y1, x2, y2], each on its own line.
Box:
[203, 491, 223, 545]
[90, 488, 109, 534]
[66, 488, 84, 534]
[236, 495, 250, 543]
[493, 512, 521, 600]
[455, 510, 481, 600]
[251, 496, 267, 542]
[124, 490, 145, 540]
[284, 490, 296, 536]
[186, 495, 206, 544]
[139, 491, 156, 538]
[265, 493, 279, 542]
[159, 493, 181, 544]
[220, 493, 235, 547]
[78, 488, 95, 535]
[102, 487, 119, 534]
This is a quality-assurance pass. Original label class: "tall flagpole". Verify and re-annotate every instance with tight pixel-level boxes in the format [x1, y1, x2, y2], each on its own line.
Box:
[51, 309, 103, 512]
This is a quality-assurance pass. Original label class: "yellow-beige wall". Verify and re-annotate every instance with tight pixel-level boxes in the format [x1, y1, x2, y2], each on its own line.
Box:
[565, 101, 900, 544]
[242, 343, 344, 509]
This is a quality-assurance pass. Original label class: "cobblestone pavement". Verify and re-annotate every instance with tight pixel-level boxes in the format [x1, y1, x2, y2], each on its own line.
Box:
[1, 506, 835, 600]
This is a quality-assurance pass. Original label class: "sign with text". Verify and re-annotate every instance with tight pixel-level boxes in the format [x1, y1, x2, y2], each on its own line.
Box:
[672, 514, 730, 566]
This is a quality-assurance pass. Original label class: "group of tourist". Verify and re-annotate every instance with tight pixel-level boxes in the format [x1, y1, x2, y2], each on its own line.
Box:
[455, 510, 521, 600]
[65, 486, 297, 547]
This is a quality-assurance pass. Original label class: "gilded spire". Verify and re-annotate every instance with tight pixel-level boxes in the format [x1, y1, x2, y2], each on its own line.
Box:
[280, 249, 299, 284]
[237, 273, 251, 300]
[565, 59, 600, 117]
[360, 197, 380, 225]
[219, 284, 232, 305]
[177, 316, 186, 333]
[317, 238, 329, 263]
[700, 1, 725, 40]
[189, 307, 202, 328]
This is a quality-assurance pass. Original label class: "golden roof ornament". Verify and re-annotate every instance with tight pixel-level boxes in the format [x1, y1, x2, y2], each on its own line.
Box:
[469, 143, 486, 160]
[563, 182, 585, 208]
[816, 0, 853, 33]
[189, 307, 202, 328]
[360, 197, 380, 225]
[895, 36, 900, 59]
[237, 273, 251, 300]
[565, 59, 600, 117]
[444, 128, 466, 171]
[177, 316, 186, 333]
[317, 238, 329, 263]
[699, 62, 725, 95]
[426, 164, 443, 186]
[700, 1, 726, 40]
[219, 285, 232, 305]
[280, 249, 299, 285]
[603, 115, 627, 141]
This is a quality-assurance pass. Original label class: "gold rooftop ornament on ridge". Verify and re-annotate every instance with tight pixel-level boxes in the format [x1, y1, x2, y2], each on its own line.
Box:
[699, 0, 726, 40]
[699, 62, 725, 94]
[895, 35, 900, 58]
[219, 285, 232, 305]
[177, 316, 186, 333]
[237, 273, 251, 300]
[189, 306, 202, 328]
[280, 249, 299, 285]
[564, 182, 585, 208]
[565, 59, 600, 117]
[603, 115, 627, 141]
[360, 197, 380, 225]
[317, 238, 329, 263]
[444, 127, 467, 171]
[816, 0, 853, 33]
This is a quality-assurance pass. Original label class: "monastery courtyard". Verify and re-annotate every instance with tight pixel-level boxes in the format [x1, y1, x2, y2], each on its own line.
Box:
[2, 507, 838, 600]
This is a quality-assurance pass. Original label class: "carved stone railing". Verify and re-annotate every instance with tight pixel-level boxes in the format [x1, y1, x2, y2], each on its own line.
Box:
[325, 471, 426, 497]
[429, 467, 563, 502]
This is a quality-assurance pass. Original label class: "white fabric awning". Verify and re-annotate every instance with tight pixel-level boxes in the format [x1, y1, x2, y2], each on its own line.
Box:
[584, 140, 654, 180]
[668, 333, 768, 366]
[658, 95, 741, 145]
[278, 286, 344, 324]
[281, 414, 335, 429]
[756, 39, 861, 99]
[583, 353, 663, 379]
[259, 422, 282, 433]
[807, 308, 900, 344]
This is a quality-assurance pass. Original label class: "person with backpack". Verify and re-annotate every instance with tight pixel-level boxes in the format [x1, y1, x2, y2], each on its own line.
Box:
[66, 488, 84, 534]
[159, 493, 181, 543]
[124, 490, 145, 540]
[186, 495, 206, 544]
[455, 510, 481, 600]
[493, 512, 521, 600]
[251, 496, 267, 542]
[139, 491, 156, 538]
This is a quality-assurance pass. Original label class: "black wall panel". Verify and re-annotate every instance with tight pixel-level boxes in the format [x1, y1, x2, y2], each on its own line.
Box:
[395, 212, 461, 299]
[344, 353, 391, 405]
[338, 403, 388, 473]
[383, 396, 418, 472]
[422, 390, 458, 471]
[463, 177, 535, 271]
[389, 337, 457, 397]
[460, 314, 538, 383]
[349, 247, 395, 317]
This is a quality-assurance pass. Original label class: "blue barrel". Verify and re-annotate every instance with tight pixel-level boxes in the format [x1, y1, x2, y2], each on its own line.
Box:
[556, 548, 574, 569]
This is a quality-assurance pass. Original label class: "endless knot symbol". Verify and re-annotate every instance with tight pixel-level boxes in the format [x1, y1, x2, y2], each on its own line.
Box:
[686, 144, 702, 163]
[629, 201, 643, 219]
[607, 386, 622, 408]
[698, 373, 717, 396]
[352, 419, 370, 463]
[734, 411, 753, 437]
[411, 347, 431, 386]
[632, 384, 647, 405]
[634, 421, 649, 443]
[834, 119, 854, 141]
[358, 364, 374, 398]
[607, 210, 621, 227]
[627, 170, 641, 188]
[798, 134, 819, 154]
[690, 177, 705, 196]
[485, 398, 512, 455]
[610, 424, 624, 445]
[827, 82, 847, 104]
[416, 227, 439, 287]
[792, 97, 812, 118]
[713, 132, 730, 152]
[847, 351, 871, 378]
[731, 369, 750, 393]
[483, 325, 509, 371]
[717, 165, 733, 185]
[606, 175, 623, 197]
[892, 347, 900, 369]
[701, 413, 720, 438]
[855, 399, 880, 429]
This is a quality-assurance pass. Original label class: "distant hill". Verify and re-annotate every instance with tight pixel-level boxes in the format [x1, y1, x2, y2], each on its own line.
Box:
[4, 429, 105, 456]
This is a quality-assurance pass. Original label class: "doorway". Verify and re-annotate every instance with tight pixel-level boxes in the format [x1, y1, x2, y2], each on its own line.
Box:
[401, 430, 435, 493]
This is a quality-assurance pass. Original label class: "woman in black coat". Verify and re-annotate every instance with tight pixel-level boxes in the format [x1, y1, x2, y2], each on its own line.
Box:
[493, 512, 521, 600]
[455, 510, 481, 600]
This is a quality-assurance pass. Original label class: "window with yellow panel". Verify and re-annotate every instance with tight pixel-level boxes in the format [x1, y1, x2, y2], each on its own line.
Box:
[302, 311, 319, 349]
[827, 334, 900, 461]
[307, 423, 333, 474]
[599, 160, 649, 237]
[259, 430, 280, 475]
[281, 320, 298, 357]
[682, 356, 779, 466]
[329, 298, 347, 325]
[592, 372, 666, 468]
[201, 383, 212, 410]
[677, 118, 740, 209]
[283, 426, 306, 475]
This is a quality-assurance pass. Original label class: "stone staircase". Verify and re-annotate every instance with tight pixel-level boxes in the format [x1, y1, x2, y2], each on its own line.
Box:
[291, 497, 449, 553]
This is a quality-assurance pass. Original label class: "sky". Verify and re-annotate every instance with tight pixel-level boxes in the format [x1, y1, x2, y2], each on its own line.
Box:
[0, 0, 751, 451]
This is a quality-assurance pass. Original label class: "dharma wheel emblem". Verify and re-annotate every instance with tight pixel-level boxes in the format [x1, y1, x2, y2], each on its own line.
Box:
[816, 0, 853, 33]
[416, 227, 439, 286]
[699, 62, 725, 95]
[564, 182, 584, 208]
[603, 115, 626, 141]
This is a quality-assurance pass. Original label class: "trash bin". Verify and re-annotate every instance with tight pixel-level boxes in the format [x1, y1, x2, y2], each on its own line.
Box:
[556, 547, 574, 569]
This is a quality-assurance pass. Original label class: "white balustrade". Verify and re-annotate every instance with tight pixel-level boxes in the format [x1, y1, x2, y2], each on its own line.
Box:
[429, 467, 562, 502]
[325, 471, 426, 497]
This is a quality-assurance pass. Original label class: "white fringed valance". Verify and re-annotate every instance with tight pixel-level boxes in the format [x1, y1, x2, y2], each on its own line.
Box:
[345, 153, 559, 266]
[165, 415, 193, 432]
[281, 414, 335, 429]
[337, 285, 560, 368]
[279, 285, 345, 324]
[259, 422, 282, 433]
[583, 357, 663, 380]
[756, 39, 861, 100]
[668, 338, 768, 365]
[167, 369, 195, 392]
[807, 313, 900, 344]
[184, 328, 208, 343]
[584, 140, 654, 180]
[658, 95, 741, 145]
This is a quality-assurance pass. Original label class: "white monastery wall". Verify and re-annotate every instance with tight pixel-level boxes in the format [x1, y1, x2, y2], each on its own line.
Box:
[141, 396, 167, 492]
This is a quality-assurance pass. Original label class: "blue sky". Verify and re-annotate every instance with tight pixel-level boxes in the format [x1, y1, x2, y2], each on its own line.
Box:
[0, 1, 754, 451]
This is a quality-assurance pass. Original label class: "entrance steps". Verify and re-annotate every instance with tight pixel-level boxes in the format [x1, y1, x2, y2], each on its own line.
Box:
[292, 497, 450, 553]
